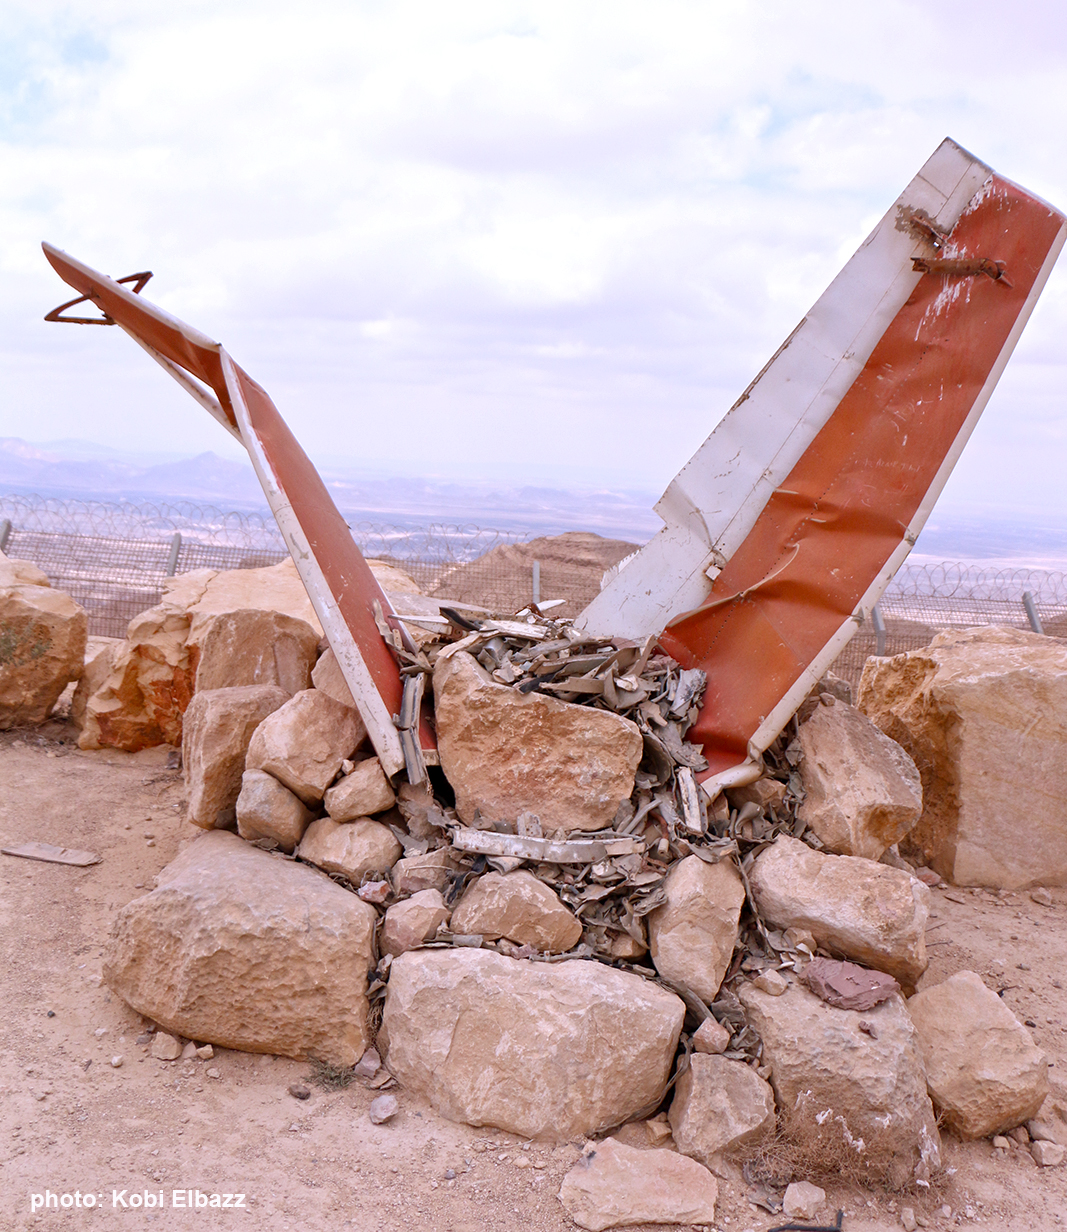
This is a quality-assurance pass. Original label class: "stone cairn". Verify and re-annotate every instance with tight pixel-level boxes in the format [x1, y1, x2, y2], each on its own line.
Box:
[2, 546, 1060, 1225]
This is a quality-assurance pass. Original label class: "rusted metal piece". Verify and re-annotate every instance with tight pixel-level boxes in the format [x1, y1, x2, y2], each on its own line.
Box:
[41, 243, 435, 777]
[911, 254, 1011, 284]
[44, 270, 152, 324]
[578, 139, 1066, 797]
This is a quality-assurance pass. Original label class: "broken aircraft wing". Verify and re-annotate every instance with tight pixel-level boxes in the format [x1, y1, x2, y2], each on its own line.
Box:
[577, 138, 1066, 797]
[41, 242, 433, 779]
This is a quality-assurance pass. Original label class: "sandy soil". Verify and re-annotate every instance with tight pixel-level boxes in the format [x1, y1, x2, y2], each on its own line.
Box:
[2, 721, 1066, 1232]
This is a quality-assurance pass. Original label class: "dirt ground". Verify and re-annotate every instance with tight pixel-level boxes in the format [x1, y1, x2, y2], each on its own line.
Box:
[2, 721, 1066, 1232]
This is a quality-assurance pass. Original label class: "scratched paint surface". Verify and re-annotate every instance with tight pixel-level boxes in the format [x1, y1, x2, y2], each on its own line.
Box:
[659, 178, 1065, 780]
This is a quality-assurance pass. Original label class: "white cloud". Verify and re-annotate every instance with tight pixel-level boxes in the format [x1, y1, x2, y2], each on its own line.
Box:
[1, 0, 1066, 506]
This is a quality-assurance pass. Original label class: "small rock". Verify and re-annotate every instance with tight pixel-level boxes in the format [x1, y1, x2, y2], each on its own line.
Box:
[324, 756, 396, 821]
[182, 684, 290, 829]
[236, 768, 315, 852]
[647, 856, 745, 1004]
[353, 1047, 381, 1081]
[94, 1027, 108, 1038]
[150, 1032, 182, 1061]
[796, 700, 922, 860]
[783, 1180, 826, 1220]
[357, 880, 392, 905]
[110, 1056, 123, 1068]
[206, 1067, 221, 1079]
[245, 688, 366, 805]
[914, 867, 941, 887]
[1008, 1124, 1031, 1145]
[558, 1137, 718, 1231]
[288, 1083, 311, 1100]
[392, 849, 462, 896]
[900, 1207, 918, 1232]
[1030, 888, 1053, 907]
[992, 1135, 1011, 1150]
[669, 1054, 775, 1165]
[369, 1094, 399, 1124]
[802, 957, 901, 1011]
[381, 890, 452, 957]
[692, 1016, 731, 1055]
[749, 835, 929, 987]
[749, 969, 788, 996]
[449, 871, 582, 954]
[136, 1032, 152, 1046]
[1032, 1140, 1065, 1166]
[1028, 1118, 1062, 1144]
[196, 1044, 214, 1060]
[907, 970, 1049, 1138]
[296, 817, 403, 882]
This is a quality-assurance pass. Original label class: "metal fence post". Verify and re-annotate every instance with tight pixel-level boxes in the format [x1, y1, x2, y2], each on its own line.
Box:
[1022, 590, 1044, 635]
[0, 518, 10, 552]
[165, 532, 182, 577]
[872, 604, 886, 656]
[532, 560, 541, 607]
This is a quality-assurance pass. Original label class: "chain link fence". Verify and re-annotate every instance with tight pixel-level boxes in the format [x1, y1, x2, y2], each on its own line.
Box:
[4, 494, 1066, 672]
[0, 494, 534, 637]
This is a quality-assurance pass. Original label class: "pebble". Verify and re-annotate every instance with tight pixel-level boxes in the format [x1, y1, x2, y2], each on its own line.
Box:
[782, 1181, 825, 1220]
[206, 1067, 221, 1080]
[288, 1084, 311, 1100]
[94, 1027, 108, 1038]
[1028, 1118, 1061, 1143]
[1008, 1125, 1030, 1145]
[195, 1044, 214, 1060]
[1032, 1141, 1066, 1167]
[369, 1094, 398, 1124]
[180, 1041, 198, 1061]
[750, 969, 788, 996]
[992, 1135, 1011, 1150]
[900, 1207, 917, 1231]
[1030, 888, 1053, 907]
[110, 1056, 123, 1068]
[145, 840, 156, 847]
[150, 1032, 182, 1061]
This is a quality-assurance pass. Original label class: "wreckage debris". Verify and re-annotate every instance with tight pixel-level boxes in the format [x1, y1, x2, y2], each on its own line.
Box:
[31, 139, 1067, 1195]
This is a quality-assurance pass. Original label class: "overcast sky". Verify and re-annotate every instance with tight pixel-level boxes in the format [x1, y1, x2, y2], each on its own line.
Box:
[2, 0, 1066, 510]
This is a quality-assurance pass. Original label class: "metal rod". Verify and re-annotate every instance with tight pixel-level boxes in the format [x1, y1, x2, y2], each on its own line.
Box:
[164, 532, 182, 577]
[0, 518, 10, 552]
[532, 560, 541, 606]
[871, 603, 886, 655]
[1022, 590, 1044, 635]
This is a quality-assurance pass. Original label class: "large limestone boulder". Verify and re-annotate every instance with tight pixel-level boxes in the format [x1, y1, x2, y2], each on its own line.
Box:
[558, 1138, 718, 1231]
[0, 551, 87, 728]
[749, 836, 929, 987]
[103, 831, 377, 1066]
[907, 970, 1049, 1138]
[246, 688, 366, 804]
[182, 685, 290, 829]
[858, 626, 1067, 887]
[77, 559, 321, 752]
[797, 699, 922, 859]
[647, 856, 745, 1004]
[235, 769, 316, 852]
[380, 948, 685, 1139]
[740, 980, 941, 1188]
[449, 870, 583, 953]
[433, 651, 642, 833]
[669, 1054, 776, 1167]
[297, 817, 402, 881]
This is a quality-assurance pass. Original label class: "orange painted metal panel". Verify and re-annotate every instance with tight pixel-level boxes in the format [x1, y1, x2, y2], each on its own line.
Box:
[658, 176, 1065, 783]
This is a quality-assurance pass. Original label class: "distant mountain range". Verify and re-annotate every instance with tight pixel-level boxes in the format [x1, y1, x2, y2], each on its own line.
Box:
[0, 437, 663, 541]
[2, 436, 1065, 562]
